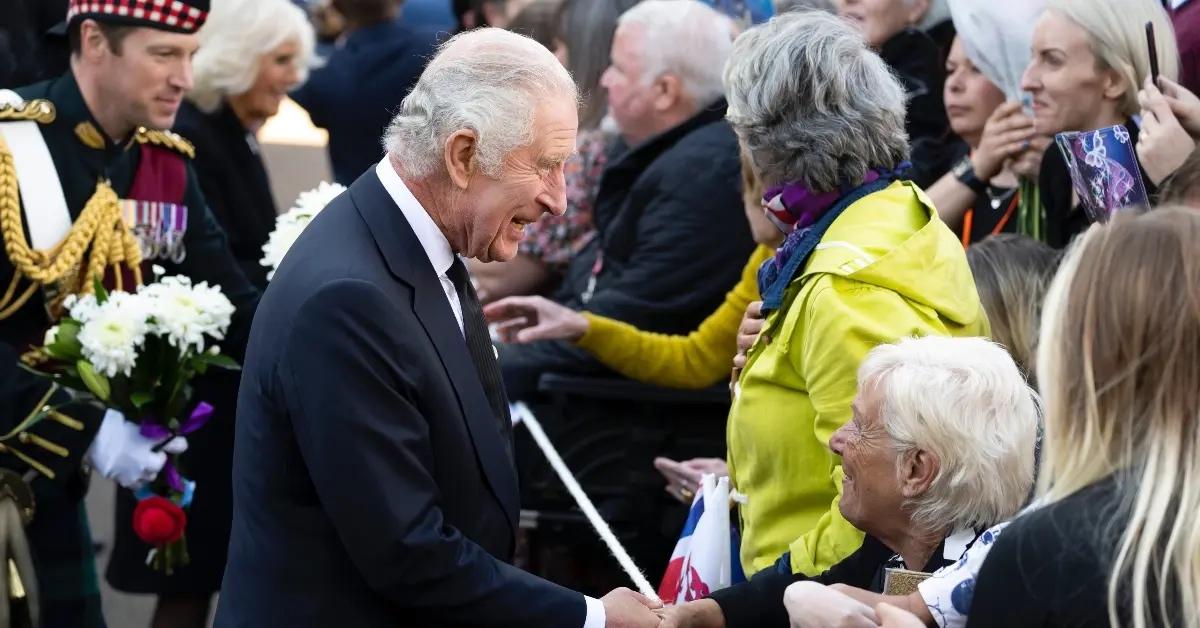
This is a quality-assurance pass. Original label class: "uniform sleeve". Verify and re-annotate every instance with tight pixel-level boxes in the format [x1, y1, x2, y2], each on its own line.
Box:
[0, 343, 103, 484]
[168, 167, 259, 361]
[786, 278, 944, 576]
[573, 245, 771, 389]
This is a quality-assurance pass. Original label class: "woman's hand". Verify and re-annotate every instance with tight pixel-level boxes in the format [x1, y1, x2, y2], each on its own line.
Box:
[875, 603, 926, 628]
[972, 102, 1037, 182]
[654, 457, 729, 503]
[784, 581, 879, 628]
[1138, 77, 1198, 185]
[1008, 135, 1052, 182]
[482, 296, 589, 343]
[658, 599, 726, 628]
[1157, 76, 1200, 138]
[733, 301, 764, 370]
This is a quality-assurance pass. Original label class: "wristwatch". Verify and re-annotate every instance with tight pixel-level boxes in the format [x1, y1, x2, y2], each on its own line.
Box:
[952, 156, 989, 195]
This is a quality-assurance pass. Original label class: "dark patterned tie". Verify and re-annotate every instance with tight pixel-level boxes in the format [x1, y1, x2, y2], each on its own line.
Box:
[446, 259, 513, 445]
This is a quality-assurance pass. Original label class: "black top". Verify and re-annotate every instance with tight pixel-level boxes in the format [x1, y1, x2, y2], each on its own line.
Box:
[497, 100, 755, 399]
[1038, 119, 1158, 249]
[968, 474, 1178, 627]
[174, 101, 277, 288]
[946, 142, 1020, 246]
[291, 19, 437, 185]
[880, 28, 955, 189]
[712, 535, 959, 628]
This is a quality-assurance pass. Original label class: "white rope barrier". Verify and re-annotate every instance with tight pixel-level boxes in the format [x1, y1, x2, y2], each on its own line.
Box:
[510, 402, 660, 601]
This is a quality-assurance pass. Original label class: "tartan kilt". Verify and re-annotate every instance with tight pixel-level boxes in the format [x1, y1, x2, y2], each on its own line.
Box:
[27, 476, 105, 628]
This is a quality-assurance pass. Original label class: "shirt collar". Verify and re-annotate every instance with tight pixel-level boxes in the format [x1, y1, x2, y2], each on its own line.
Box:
[374, 157, 456, 277]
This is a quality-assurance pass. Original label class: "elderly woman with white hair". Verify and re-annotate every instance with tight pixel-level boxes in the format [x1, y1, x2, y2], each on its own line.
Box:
[176, 0, 314, 288]
[659, 336, 1039, 628]
[104, 1, 312, 626]
[712, 10, 987, 585]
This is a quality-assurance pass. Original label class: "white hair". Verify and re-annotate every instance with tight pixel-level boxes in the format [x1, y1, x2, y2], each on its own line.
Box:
[859, 336, 1040, 532]
[189, 0, 315, 113]
[383, 28, 577, 180]
[723, 11, 909, 191]
[615, 0, 734, 107]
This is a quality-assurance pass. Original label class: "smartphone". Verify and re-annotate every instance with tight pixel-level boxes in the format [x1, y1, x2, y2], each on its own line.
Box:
[1147, 21, 1161, 86]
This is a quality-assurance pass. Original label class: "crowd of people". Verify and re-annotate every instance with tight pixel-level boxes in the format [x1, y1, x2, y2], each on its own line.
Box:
[1, 0, 1199, 626]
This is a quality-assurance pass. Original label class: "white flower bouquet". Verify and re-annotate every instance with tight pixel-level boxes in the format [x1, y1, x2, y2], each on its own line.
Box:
[261, 181, 347, 280]
[27, 271, 239, 573]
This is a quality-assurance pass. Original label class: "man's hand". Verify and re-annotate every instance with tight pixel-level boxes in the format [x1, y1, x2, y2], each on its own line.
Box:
[87, 410, 188, 489]
[785, 581, 878, 628]
[602, 588, 664, 628]
[657, 598, 725, 628]
[654, 457, 728, 503]
[483, 295, 589, 343]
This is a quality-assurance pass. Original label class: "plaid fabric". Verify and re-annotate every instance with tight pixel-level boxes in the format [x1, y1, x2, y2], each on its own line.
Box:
[28, 481, 105, 628]
[66, 0, 208, 33]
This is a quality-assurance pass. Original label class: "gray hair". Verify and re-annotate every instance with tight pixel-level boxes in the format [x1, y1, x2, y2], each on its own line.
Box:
[616, 0, 734, 108]
[383, 28, 577, 180]
[859, 336, 1040, 533]
[189, 0, 315, 114]
[723, 11, 909, 191]
[773, 0, 835, 14]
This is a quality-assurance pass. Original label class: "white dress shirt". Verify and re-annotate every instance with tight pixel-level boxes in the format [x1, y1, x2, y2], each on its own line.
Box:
[375, 158, 464, 334]
[374, 158, 606, 628]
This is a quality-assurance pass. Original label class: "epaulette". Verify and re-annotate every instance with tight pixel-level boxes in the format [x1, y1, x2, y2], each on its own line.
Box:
[133, 127, 195, 159]
[0, 99, 56, 125]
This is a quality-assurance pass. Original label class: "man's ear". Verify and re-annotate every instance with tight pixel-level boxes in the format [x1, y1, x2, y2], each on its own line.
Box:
[900, 449, 940, 499]
[654, 74, 683, 112]
[78, 20, 109, 62]
[444, 129, 478, 190]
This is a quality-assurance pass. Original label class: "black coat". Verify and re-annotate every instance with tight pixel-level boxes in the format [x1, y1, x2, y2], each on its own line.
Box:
[881, 28, 955, 189]
[106, 100, 276, 594]
[499, 100, 754, 399]
[215, 170, 587, 627]
[174, 101, 278, 288]
[292, 19, 436, 185]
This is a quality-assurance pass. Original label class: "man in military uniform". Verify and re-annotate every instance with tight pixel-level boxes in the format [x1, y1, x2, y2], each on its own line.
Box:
[0, 1, 259, 625]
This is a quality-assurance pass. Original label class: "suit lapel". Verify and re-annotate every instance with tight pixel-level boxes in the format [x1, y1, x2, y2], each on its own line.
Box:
[349, 171, 520, 536]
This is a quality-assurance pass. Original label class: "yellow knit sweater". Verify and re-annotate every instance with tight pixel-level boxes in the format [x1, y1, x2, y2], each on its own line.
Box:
[574, 245, 774, 389]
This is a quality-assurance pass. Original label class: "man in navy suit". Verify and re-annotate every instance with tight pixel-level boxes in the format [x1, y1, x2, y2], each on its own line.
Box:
[216, 28, 662, 627]
[292, 0, 438, 184]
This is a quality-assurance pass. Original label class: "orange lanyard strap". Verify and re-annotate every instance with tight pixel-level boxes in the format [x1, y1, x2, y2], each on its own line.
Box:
[962, 189, 1021, 248]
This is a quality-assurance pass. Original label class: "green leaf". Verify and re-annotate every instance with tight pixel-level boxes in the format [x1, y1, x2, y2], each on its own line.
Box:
[130, 391, 155, 410]
[92, 276, 110, 303]
[76, 361, 111, 402]
[196, 353, 240, 371]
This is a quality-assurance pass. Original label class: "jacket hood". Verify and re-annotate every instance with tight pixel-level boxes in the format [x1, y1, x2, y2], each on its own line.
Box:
[800, 181, 983, 327]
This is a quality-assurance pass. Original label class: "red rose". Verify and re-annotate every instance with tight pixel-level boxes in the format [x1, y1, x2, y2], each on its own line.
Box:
[132, 496, 187, 545]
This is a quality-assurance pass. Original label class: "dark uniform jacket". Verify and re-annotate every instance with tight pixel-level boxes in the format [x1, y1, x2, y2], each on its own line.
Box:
[1, 70, 258, 627]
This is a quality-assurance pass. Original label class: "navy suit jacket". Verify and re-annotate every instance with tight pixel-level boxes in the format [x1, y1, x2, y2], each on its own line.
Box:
[215, 170, 586, 626]
[293, 20, 436, 184]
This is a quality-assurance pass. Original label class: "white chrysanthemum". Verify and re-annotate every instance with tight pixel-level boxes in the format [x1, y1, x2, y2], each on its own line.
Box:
[64, 293, 102, 323]
[261, 181, 346, 280]
[44, 326, 59, 347]
[77, 293, 151, 377]
[139, 276, 235, 352]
